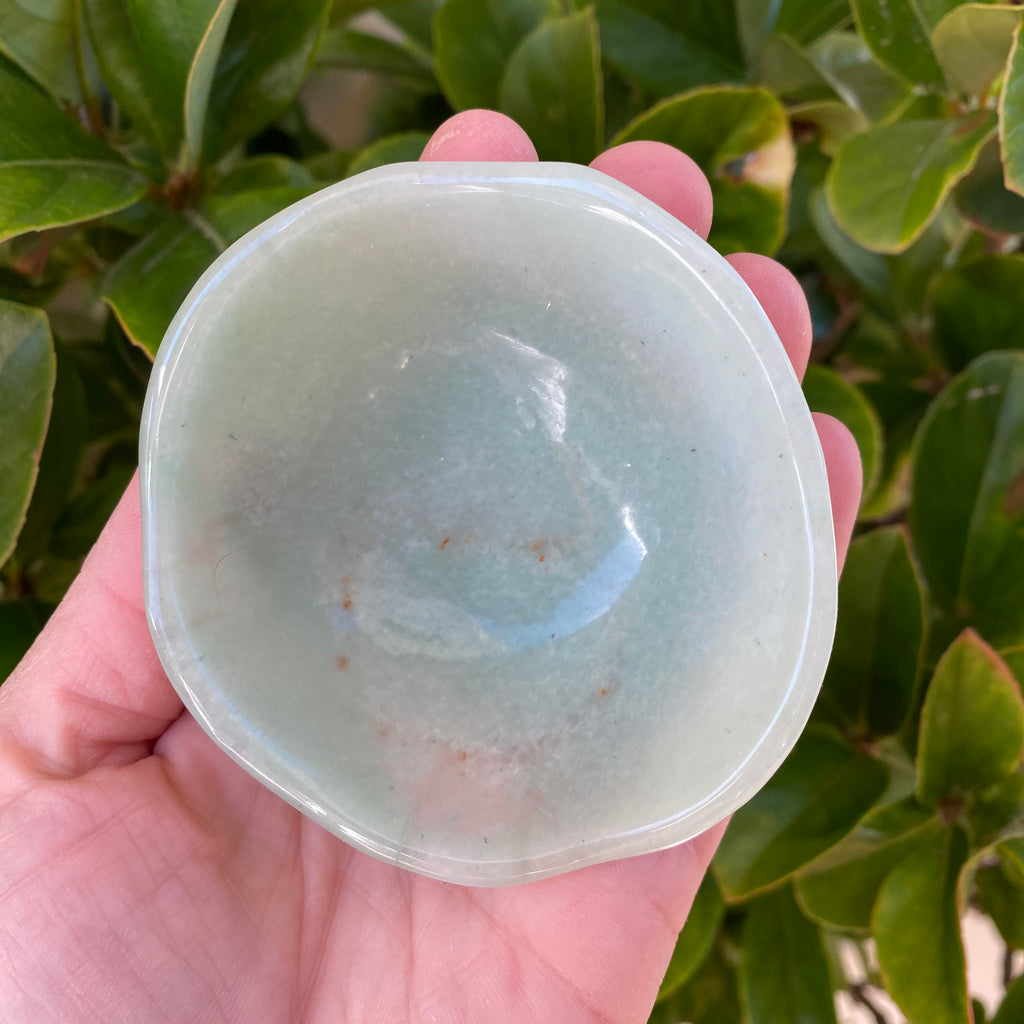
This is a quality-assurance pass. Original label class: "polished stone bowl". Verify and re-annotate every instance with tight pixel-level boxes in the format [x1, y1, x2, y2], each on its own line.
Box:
[141, 162, 836, 885]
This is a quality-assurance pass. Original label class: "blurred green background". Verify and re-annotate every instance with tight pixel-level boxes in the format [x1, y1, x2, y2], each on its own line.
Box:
[2, 1, 1024, 1021]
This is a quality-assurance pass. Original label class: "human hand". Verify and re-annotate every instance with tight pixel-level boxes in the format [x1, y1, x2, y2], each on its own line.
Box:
[0, 111, 862, 1024]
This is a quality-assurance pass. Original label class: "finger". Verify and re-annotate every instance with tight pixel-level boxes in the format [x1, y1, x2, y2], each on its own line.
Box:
[421, 110, 538, 162]
[0, 476, 183, 779]
[590, 140, 713, 239]
[727, 253, 813, 381]
[814, 413, 862, 571]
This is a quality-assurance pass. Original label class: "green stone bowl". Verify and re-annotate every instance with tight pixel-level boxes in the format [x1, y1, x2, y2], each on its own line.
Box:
[140, 162, 837, 886]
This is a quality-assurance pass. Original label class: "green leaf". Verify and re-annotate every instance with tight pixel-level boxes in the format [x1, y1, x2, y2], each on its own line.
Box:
[858, 382, 934, 521]
[909, 352, 1024, 647]
[318, 23, 435, 84]
[651, 945, 742, 1024]
[968, 772, 1024, 846]
[932, 255, 1024, 373]
[933, 3, 1024, 99]
[954, 138, 1024, 235]
[103, 216, 218, 359]
[873, 826, 969, 1024]
[657, 874, 724, 1002]
[103, 186, 312, 356]
[1000, 23, 1024, 196]
[0, 299, 55, 566]
[816, 527, 924, 736]
[82, 0, 239, 164]
[807, 30, 911, 120]
[788, 101, 869, 155]
[1003, 835, 1024, 877]
[975, 857, 1024, 949]
[808, 189, 893, 306]
[50, 464, 134, 560]
[214, 156, 315, 195]
[758, 35, 836, 104]
[498, 9, 602, 164]
[613, 86, 794, 254]
[741, 887, 836, 1024]
[714, 727, 889, 899]
[0, 0, 96, 103]
[917, 630, 1024, 807]
[596, 0, 742, 98]
[0, 600, 37, 680]
[346, 131, 431, 177]
[795, 796, 943, 929]
[850, 0, 948, 87]
[0, 63, 147, 242]
[202, 0, 332, 163]
[775, 0, 853, 45]
[802, 365, 883, 504]
[826, 114, 996, 254]
[434, 0, 555, 111]
[994, 973, 1024, 1024]
[737, 0, 853, 55]
[12, 345, 86, 564]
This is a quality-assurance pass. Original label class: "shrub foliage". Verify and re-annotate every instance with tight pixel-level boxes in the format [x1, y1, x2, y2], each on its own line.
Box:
[2, 2, 1024, 1021]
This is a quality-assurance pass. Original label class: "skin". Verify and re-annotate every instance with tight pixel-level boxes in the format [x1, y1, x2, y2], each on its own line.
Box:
[0, 111, 862, 1024]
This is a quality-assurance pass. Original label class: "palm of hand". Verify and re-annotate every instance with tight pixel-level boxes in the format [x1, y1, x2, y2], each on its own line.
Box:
[0, 113, 860, 1024]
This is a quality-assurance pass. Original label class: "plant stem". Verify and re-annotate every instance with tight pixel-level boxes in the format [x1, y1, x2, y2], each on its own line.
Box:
[849, 983, 891, 1024]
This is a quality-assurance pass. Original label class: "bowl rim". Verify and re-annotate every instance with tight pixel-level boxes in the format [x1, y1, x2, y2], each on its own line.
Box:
[140, 160, 838, 885]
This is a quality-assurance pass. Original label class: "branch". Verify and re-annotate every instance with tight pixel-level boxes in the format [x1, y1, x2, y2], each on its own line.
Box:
[848, 983, 891, 1024]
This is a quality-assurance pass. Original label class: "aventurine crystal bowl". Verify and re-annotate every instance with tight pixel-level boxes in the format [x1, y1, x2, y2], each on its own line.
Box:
[141, 162, 837, 886]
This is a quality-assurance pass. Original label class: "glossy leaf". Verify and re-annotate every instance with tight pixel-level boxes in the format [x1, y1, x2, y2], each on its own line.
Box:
[932, 3, 1024, 99]
[802, 365, 883, 504]
[0, 63, 147, 242]
[737, 0, 852, 54]
[82, 0, 238, 163]
[808, 190, 893, 305]
[917, 630, 1024, 807]
[795, 796, 942, 930]
[994, 973, 1024, 1024]
[318, 23, 435, 84]
[816, 527, 924, 736]
[215, 156, 315, 195]
[807, 30, 911, 120]
[968, 772, 1024, 847]
[873, 827, 969, 1024]
[346, 132, 430, 177]
[613, 86, 794, 254]
[596, 0, 742, 98]
[954, 138, 1024, 235]
[657, 874, 724, 1001]
[103, 187, 312, 357]
[202, 0, 332, 163]
[850, 0, 948, 86]
[932, 255, 1024, 372]
[788, 101, 868, 155]
[0, 299, 55, 566]
[0, 0, 95, 103]
[909, 352, 1024, 647]
[975, 858, 1024, 949]
[741, 887, 836, 1024]
[714, 727, 889, 899]
[434, 0, 555, 110]
[12, 346, 86, 564]
[103, 217, 219, 359]
[826, 113, 996, 253]
[50, 465, 134, 560]
[1000, 22, 1024, 196]
[498, 9, 603, 164]
[651, 945, 742, 1024]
